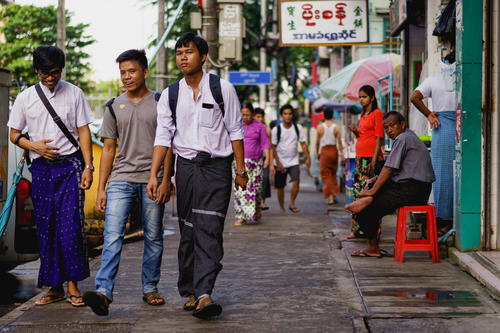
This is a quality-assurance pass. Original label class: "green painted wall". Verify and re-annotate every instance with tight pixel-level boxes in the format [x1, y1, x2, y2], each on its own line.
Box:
[454, 0, 482, 250]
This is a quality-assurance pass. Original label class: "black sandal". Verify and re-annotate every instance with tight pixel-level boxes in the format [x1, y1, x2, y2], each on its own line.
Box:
[192, 296, 222, 320]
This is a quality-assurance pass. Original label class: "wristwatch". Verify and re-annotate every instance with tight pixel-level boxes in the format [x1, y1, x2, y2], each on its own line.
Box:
[85, 165, 95, 172]
[236, 171, 248, 178]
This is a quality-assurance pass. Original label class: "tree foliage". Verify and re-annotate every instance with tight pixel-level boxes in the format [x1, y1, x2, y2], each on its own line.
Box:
[0, 4, 95, 93]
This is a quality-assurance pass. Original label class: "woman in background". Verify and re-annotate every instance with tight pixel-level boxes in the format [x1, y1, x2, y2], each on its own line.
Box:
[233, 103, 270, 226]
[316, 108, 344, 205]
[347, 85, 384, 239]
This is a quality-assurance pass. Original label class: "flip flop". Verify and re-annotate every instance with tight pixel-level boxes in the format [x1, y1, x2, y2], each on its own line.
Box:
[261, 206, 270, 211]
[67, 295, 85, 307]
[192, 302, 222, 320]
[83, 291, 110, 316]
[35, 293, 65, 306]
[233, 220, 247, 226]
[379, 249, 393, 257]
[289, 207, 301, 213]
[350, 250, 382, 258]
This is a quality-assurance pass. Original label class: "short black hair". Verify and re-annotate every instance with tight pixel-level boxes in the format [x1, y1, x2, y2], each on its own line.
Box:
[254, 108, 265, 116]
[116, 49, 148, 69]
[175, 32, 209, 56]
[33, 46, 65, 71]
[241, 102, 254, 113]
[383, 111, 405, 123]
[323, 109, 334, 120]
[279, 104, 294, 115]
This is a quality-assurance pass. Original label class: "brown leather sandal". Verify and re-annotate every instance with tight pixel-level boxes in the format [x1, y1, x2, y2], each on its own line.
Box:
[142, 292, 165, 306]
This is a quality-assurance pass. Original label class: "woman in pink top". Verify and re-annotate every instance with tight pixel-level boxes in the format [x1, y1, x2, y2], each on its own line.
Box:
[233, 103, 270, 226]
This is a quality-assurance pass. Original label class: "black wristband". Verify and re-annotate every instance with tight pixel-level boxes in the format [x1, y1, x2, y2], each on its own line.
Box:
[14, 133, 29, 146]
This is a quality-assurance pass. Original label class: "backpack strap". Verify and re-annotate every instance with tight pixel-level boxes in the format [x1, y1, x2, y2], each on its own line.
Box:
[277, 124, 282, 145]
[209, 74, 225, 117]
[34, 83, 79, 149]
[154, 92, 161, 102]
[168, 81, 180, 127]
[105, 98, 116, 121]
[293, 122, 300, 141]
[104, 97, 118, 138]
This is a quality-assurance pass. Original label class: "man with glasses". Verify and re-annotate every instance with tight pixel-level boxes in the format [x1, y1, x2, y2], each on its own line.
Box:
[8, 46, 94, 307]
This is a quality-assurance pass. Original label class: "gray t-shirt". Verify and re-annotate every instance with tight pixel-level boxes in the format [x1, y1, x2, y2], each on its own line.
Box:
[99, 91, 160, 183]
[384, 129, 435, 183]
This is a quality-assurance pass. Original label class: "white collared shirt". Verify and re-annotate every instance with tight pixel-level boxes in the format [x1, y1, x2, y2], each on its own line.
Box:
[154, 72, 243, 159]
[7, 80, 95, 159]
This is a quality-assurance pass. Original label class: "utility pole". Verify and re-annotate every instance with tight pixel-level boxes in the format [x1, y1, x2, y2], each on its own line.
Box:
[57, 0, 66, 79]
[259, 0, 267, 109]
[156, 0, 167, 92]
[269, 0, 279, 118]
[202, 0, 218, 71]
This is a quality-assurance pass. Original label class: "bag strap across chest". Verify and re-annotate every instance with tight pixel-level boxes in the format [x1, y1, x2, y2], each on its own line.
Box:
[35, 83, 79, 149]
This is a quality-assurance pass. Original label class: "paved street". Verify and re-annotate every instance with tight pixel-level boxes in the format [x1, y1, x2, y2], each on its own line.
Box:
[1, 172, 499, 332]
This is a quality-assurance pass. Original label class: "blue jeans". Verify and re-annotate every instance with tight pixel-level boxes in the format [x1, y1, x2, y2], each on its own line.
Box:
[95, 181, 165, 301]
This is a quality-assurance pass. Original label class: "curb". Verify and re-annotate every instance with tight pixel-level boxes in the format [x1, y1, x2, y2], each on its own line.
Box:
[449, 247, 500, 301]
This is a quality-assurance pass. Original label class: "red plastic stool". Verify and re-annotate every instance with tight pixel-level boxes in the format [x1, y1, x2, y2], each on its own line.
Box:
[394, 205, 439, 263]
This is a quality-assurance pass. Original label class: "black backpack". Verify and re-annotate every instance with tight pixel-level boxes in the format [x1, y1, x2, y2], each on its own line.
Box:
[105, 92, 161, 138]
[276, 122, 300, 145]
[167, 74, 224, 126]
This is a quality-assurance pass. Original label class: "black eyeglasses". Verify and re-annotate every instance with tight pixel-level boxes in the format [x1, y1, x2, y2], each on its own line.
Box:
[38, 69, 62, 79]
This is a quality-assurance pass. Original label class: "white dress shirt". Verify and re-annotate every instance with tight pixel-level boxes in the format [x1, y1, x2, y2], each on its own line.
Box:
[7, 80, 95, 159]
[154, 72, 243, 159]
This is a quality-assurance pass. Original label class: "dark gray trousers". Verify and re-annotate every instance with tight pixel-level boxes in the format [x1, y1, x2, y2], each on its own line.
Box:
[176, 152, 233, 298]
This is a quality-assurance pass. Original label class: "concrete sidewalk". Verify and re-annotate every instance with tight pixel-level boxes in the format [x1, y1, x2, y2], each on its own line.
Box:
[1, 172, 499, 332]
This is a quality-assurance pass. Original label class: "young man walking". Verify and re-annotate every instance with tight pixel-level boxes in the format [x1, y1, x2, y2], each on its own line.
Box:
[83, 50, 169, 316]
[271, 105, 311, 213]
[147, 32, 247, 319]
[8, 46, 94, 307]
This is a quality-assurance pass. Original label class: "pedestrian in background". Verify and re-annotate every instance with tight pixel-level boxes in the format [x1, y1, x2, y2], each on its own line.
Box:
[316, 108, 344, 205]
[253, 108, 272, 210]
[347, 85, 384, 239]
[148, 32, 247, 319]
[8, 46, 94, 307]
[233, 103, 270, 226]
[83, 49, 169, 316]
[271, 104, 311, 213]
[411, 52, 456, 235]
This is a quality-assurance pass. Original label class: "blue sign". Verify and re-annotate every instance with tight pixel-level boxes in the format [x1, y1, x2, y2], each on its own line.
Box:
[303, 85, 321, 102]
[229, 71, 272, 85]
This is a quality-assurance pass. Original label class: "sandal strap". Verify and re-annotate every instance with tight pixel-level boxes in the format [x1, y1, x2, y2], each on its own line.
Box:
[144, 292, 164, 302]
[68, 295, 83, 299]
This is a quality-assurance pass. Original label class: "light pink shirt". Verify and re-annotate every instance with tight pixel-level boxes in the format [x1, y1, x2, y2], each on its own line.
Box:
[7, 80, 94, 159]
[154, 72, 243, 159]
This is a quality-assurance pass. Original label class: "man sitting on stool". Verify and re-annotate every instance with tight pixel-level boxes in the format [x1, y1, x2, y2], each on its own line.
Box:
[345, 111, 435, 258]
